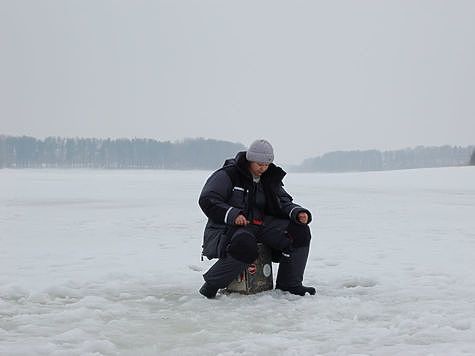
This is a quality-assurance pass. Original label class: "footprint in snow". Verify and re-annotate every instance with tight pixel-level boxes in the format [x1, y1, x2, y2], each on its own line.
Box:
[341, 277, 378, 288]
[188, 265, 203, 272]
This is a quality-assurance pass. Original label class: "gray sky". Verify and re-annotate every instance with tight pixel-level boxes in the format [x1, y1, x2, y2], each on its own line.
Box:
[1, 0, 474, 164]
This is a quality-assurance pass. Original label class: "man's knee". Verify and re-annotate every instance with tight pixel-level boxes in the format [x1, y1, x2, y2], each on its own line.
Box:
[227, 231, 258, 263]
[287, 223, 311, 248]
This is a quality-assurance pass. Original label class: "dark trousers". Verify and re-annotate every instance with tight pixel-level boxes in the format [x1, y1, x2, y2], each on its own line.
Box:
[203, 216, 311, 289]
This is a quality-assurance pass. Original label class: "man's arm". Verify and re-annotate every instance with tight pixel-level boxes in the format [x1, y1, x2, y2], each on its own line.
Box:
[277, 185, 312, 224]
[198, 170, 243, 225]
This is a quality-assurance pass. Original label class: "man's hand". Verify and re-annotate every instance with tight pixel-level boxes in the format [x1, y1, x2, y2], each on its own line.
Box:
[297, 212, 309, 224]
[234, 214, 249, 226]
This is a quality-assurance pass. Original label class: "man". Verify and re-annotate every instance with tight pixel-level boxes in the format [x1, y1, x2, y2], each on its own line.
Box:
[198, 139, 315, 298]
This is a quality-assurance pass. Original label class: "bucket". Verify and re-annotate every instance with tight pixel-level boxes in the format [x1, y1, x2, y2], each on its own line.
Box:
[226, 243, 273, 294]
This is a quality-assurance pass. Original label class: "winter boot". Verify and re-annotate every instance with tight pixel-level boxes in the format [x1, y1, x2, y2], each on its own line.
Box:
[276, 246, 316, 296]
[277, 285, 316, 296]
[199, 282, 219, 299]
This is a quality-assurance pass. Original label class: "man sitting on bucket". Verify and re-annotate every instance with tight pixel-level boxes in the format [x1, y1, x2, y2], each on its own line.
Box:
[198, 139, 316, 298]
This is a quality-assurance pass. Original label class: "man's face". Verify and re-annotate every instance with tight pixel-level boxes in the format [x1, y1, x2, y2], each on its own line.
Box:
[249, 162, 270, 176]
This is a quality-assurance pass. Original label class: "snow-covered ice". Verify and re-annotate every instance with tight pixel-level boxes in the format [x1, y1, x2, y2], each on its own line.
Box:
[1, 167, 474, 355]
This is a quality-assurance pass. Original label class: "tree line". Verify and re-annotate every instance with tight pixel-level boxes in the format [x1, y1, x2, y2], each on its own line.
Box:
[296, 146, 475, 172]
[1, 135, 473, 171]
[0, 135, 245, 170]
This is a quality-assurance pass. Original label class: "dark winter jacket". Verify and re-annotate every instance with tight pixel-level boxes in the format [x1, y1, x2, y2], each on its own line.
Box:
[198, 151, 312, 259]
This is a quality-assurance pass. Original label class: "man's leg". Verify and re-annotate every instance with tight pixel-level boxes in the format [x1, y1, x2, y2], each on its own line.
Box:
[274, 222, 316, 296]
[200, 226, 258, 298]
[201, 256, 246, 298]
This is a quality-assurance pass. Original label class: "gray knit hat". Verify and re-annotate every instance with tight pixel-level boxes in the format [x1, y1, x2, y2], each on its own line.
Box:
[246, 139, 274, 164]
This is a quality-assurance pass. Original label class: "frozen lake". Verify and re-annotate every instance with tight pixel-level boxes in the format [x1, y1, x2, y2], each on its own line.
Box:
[1, 167, 475, 355]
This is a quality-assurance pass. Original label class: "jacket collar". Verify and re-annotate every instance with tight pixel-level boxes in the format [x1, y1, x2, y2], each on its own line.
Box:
[230, 151, 286, 183]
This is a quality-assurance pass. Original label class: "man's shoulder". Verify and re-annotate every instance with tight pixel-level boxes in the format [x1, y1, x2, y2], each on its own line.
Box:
[208, 165, 235, 183]
[209, 163, 240, 188]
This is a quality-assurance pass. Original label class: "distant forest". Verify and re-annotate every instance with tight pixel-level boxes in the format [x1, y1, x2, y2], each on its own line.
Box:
[0, 135, 245, 170]
[1, 135, 473, 172]
[296, 146, 475, 172]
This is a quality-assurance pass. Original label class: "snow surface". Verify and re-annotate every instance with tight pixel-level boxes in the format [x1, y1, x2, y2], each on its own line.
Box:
[1, 167, 474, 356]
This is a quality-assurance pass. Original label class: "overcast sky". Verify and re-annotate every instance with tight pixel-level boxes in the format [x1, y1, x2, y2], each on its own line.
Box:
[1, 1, 474, 164]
